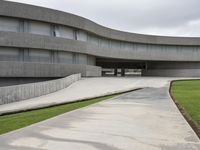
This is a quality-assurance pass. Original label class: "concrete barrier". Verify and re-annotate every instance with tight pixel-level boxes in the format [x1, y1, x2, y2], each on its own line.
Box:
[0, 74, 81, 105]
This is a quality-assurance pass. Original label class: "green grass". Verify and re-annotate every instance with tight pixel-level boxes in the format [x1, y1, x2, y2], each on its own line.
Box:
[171, 80, 200, 127]
[0, 94, 117, 135]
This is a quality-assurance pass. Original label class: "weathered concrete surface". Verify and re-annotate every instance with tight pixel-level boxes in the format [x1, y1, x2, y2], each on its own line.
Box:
[1, 0, 200, 46]
[2, 1, 200, 78]
[0, 60, 101, 77]
[0, 74, 81, 105]
[0, 77, 176, 115]
[0, 77, 199, 150]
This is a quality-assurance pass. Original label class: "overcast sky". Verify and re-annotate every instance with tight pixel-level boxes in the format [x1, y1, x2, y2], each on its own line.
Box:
[6, 0, 200, 37]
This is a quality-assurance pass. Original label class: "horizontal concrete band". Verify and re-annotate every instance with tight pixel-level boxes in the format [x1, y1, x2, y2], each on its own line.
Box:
[0, 61, 101, 77]
[1, 1, 200, 46]
[0, 73, 81, 105]
[142, 69, 200, 77]
[1, 32, 200, 62]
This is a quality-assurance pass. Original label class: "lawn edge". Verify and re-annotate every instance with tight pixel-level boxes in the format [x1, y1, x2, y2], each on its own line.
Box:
[0, 88, 142, 116]
[169, 79, 200, 139]
[0, 88, 141, 136]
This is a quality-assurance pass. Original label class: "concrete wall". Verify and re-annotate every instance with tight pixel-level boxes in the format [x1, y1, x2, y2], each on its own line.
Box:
[0, 77, 58, 87]
[0, 74, 81, 105]
[1, 12, 200, 63]
[142, 61, 200, 77]
[146, 61, 200, 69]
[142, 69, 200, 77]
[2, 31, 200, 62]
[86, 65, 102, 76]
[1, 1, 200, 77]
[2, 1, 200, 46]
[0, 47, 97, 71]
[0, 61, 101, 77]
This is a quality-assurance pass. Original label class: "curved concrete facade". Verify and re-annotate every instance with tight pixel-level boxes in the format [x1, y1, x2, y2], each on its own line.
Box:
[1, 1, 200, 77]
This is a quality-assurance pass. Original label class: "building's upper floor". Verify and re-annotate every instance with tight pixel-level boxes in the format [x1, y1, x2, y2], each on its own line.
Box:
[1, 0, 200, 46]
[1, 0, 200, 62]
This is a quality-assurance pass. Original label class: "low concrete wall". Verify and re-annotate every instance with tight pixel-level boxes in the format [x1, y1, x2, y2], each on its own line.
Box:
[85, 65, 102, 77]
[0, 73, 81, 105]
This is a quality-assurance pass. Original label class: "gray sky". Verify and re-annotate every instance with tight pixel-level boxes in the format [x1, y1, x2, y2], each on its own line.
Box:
[6, 0, 200, 37]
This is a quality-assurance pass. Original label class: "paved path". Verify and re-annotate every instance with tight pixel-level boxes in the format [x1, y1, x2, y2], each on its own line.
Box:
[0, 77, 177, 115]
[0, 77, 200, 150]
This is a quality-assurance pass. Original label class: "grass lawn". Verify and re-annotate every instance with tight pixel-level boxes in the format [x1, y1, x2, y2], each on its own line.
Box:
[171, 80, 200, 129]
[0, 94, 117, 135]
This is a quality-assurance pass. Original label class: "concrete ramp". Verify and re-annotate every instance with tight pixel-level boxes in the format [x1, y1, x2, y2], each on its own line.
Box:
[0, 77, 174, 115]
[0, 77, 199, 149]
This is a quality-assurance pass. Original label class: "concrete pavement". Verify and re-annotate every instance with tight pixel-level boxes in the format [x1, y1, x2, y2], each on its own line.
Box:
[0, 77, 200, 150]
[0, 77, 178, 115]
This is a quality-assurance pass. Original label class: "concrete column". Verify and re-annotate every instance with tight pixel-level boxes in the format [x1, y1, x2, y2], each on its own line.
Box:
[121, 68, 125, 76]
[19, 48, 24, 61]
[102, 71, 106, 76]
[114, 68, 117, 76]
[23, 48, 29, 62]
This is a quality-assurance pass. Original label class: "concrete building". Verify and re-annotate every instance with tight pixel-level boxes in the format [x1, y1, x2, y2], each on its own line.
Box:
[1, 0, 200, 79]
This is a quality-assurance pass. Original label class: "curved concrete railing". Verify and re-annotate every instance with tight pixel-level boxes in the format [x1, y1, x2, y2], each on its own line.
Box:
[0, 73, 81, 105]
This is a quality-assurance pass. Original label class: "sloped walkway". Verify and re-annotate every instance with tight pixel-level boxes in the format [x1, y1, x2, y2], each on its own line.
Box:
[0, 77, 175, 115]
[0, 77, 199, 150]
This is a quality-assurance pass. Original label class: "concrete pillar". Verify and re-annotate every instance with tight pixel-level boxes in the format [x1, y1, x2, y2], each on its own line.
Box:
[102, 71, 106, 76]
[121, 68, 125, 76]
[114, 68, 117, 76]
